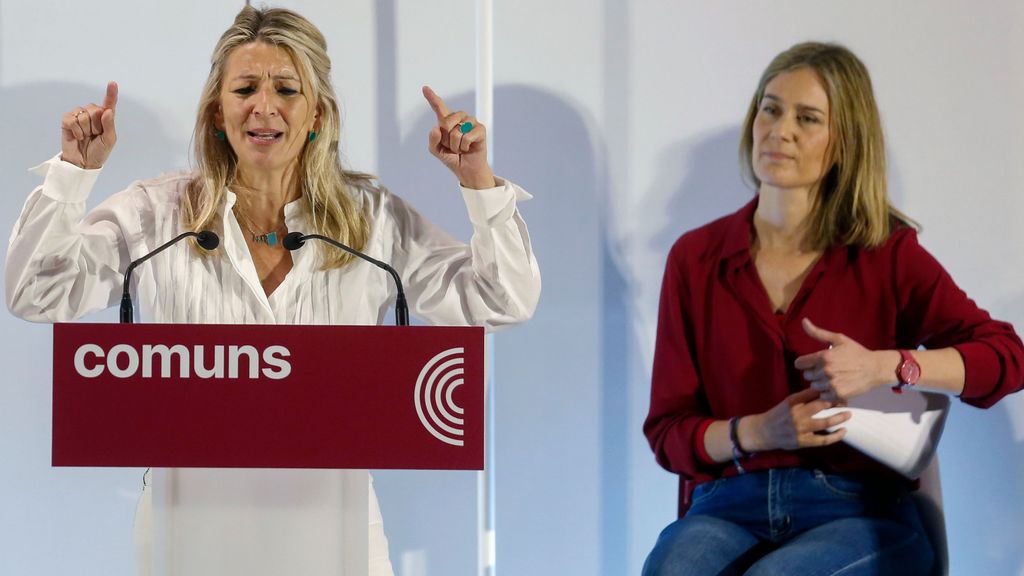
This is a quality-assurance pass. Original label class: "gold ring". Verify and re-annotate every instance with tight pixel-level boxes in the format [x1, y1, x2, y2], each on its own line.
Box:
[75, 109, 85, 118]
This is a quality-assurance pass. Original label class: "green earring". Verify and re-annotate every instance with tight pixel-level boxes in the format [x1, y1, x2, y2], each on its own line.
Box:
[214, 130, 226, 141]
[308, 131, 317, 142]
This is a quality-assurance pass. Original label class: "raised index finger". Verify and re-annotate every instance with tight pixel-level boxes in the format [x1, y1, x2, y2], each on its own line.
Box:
[422, 85, 449, 121]
[103, 81, 119, 111]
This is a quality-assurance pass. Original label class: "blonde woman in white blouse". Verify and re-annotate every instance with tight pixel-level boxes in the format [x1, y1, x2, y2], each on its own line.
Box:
[5, 6, 540, 576]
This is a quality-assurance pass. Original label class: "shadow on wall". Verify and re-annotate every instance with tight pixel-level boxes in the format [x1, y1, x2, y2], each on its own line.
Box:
[940, 398, 1024, 573]
[624, 127, 752, 365]
[0, 80, 179, 352]
[892, 140, 1023, 573]
[626, 127, 753, 571]
[1, 82, 184, 321]
[647, 127, 750, 260]
[941, 289, 1024, 574]
[0, 82, 182, 217]
[0, 82, 180, 575]
[369, 83, 617, 576]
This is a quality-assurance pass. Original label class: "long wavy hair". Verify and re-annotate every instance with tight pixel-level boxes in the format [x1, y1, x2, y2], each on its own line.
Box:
[183, 6, 371, 268]
[739, 42, 917, 250]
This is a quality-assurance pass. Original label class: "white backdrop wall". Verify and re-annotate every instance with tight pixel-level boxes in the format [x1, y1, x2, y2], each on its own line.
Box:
[1, 1, 1022, 575]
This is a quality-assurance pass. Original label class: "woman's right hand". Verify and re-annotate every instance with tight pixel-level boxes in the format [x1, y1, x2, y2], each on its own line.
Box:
[61, 81, 118, 169]
[741, 388, 850, 452]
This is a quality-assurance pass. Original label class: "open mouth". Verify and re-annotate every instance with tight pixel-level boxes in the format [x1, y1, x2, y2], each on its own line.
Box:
[247, 130, 284, 142]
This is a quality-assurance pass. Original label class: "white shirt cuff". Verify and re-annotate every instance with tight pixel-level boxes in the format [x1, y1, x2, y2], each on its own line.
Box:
[30, 153, 102, 203]
[459, 176, 532, 228]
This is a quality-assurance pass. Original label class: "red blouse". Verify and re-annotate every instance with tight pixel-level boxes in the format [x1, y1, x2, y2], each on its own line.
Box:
[644, 198, 1024, 513]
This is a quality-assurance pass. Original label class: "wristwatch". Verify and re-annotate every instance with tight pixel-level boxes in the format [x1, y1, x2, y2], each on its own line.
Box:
[892, 350, 921, 394]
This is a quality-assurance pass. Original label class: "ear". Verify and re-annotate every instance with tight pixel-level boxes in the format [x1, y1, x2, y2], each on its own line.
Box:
[211, 103, 224, 130]
[312, 104, 322, 132]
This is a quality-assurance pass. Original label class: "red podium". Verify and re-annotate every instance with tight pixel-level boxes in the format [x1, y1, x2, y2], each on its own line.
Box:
[53, 323, 485, 576]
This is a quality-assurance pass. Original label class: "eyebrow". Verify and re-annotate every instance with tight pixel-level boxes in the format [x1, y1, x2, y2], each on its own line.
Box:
[231, 73, 300, 81]
[762, 94, 826, 116]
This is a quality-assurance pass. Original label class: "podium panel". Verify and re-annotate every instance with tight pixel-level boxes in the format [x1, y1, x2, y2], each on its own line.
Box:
[52, 323, 485, 470]
[53, 323, 484, 575]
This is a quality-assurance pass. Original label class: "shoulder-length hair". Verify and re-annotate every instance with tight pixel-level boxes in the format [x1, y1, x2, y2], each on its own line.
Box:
[183, 6, 371, 269]
[739, 41, 917, 250]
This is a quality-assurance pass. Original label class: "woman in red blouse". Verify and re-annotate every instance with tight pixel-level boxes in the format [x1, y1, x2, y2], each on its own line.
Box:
[642, 42, 1024, 575]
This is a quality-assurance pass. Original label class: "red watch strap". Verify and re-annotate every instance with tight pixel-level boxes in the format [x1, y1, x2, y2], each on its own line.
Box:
[893, 350, 921, 394]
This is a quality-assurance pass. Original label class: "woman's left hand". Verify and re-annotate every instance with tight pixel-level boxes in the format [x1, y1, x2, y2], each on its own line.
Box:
[422, 85, 496, 190]
[794, 318, 895, 402]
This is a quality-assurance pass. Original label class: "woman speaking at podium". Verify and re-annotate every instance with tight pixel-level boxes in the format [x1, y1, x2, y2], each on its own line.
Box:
[5, 6, 539, 575]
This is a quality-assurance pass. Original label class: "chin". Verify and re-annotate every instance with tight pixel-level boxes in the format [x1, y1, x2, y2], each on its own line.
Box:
[238, 157, 291, 174]
[756, 168, 806, 189]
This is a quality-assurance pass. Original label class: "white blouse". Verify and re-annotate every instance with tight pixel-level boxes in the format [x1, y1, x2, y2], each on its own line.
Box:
[7, 155, 541, 327]
[5, 155, 541, 576]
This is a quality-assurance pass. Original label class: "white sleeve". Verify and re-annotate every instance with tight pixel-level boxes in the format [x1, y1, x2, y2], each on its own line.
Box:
[385, 177, 541, 331]
[5, 155, 137, 322]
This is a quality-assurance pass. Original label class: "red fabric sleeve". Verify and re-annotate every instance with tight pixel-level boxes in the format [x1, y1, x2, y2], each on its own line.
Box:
[693, 418, 716, 466]
[644, 239, 718, 479]
[892, 228, 1024, 408]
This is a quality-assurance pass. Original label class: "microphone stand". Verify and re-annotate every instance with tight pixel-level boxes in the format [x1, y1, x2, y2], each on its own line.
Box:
[282, 232, 409, 326]
[120, 231, 220, 324]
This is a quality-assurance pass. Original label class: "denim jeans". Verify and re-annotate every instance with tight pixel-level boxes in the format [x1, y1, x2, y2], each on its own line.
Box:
[642, 468, 934, 576]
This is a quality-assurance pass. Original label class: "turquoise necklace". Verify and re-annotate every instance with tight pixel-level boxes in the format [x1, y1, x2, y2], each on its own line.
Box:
[233, 205, 286, 248]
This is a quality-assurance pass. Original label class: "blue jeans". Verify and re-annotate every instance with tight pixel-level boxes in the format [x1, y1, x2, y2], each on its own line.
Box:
[642, 468, 934, 576]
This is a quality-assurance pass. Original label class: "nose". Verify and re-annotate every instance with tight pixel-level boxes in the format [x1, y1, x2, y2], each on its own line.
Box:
[769, 113, 796, 142]
[252, 86, 279, 118]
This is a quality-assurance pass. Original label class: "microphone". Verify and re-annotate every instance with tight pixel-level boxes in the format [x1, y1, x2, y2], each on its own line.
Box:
[282, 231, 409, 326]
[120, 231, 220, 324]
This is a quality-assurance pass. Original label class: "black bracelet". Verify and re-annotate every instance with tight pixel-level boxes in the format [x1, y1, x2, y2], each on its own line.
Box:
[729, 416, 754, 474]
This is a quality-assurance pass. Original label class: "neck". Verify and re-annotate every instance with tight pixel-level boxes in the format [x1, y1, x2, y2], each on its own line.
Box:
[233, 164, 302, 225]
[754, 184, 816, 252]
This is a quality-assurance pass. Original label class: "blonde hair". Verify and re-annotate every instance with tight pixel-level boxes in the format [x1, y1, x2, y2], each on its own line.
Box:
[183, 5, 371, 268]
[739, 41, 916, 250]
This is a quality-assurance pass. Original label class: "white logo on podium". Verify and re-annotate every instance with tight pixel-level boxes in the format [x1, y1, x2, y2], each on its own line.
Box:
[414, 347, 466, 446]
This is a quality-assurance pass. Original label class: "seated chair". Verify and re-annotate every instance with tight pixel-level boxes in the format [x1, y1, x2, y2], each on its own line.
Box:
[913, 457, 948, 576]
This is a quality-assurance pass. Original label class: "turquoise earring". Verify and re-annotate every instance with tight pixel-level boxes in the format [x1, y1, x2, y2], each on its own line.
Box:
[308, 131, 317, 143]
[214, 130, 226, 141]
